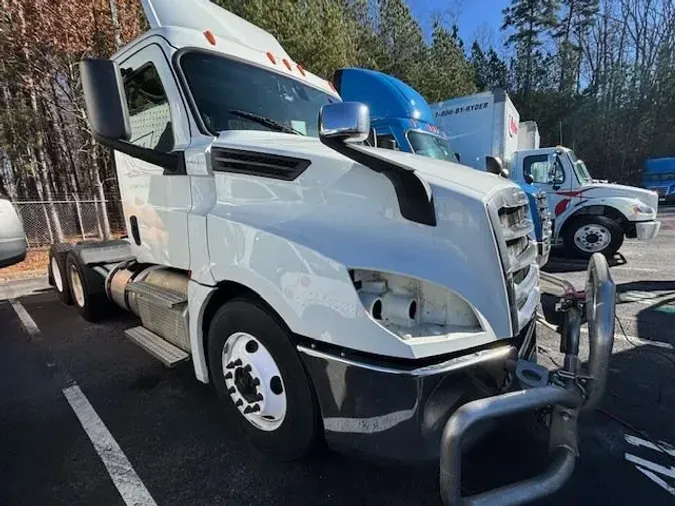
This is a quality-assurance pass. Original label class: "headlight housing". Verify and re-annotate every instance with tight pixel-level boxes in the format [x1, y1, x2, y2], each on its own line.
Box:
[350, 269, 482, 340]
[632, 202, 654, 215]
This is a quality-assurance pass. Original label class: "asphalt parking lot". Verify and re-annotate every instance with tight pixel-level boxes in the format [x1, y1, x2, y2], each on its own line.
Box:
[1, 210, 674, 506]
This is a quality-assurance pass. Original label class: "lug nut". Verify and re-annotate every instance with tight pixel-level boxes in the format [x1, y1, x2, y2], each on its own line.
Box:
[243, 364, 252, 372]
[235, 399, 243, 407]
[243, 404, 260, 414]
[224, 372, 233, 380]
[255, 393, 263, 402]
[227, 358, 243, 369]
[252, 378, 260, 387]
[227, 387, 236, 394]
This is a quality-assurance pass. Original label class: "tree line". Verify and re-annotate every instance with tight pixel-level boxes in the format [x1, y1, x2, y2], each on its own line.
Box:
[2, 0, 674, 238]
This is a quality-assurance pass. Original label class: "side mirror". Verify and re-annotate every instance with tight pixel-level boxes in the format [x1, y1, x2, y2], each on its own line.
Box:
[524, 173, 534, 185]
[486, 155, 508, 178]
[319, 102, 370, 143]
[80, 59, 130, 142]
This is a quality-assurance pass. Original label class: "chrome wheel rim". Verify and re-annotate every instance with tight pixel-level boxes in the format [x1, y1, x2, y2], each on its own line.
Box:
[222, 332, 286, 432]
[69, 265, 85, 307]
[51, 257, 64, 292]
[574, 224, 611, 253]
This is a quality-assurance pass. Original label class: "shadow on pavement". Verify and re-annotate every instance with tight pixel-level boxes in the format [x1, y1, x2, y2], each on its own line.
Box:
[543, 252, 627, 274]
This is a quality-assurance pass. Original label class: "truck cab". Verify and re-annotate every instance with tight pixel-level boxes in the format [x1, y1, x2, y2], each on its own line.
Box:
[46, 1, 616, 503]
[643, 157, 675, 204]
[511, 146, 660, 257]
[334, 68, 457, 162]
[432, 90, 660, 258]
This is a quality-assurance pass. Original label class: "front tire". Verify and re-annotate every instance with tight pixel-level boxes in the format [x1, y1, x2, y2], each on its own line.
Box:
[563, 215, 624, 259]
[207, 297, 319, 461]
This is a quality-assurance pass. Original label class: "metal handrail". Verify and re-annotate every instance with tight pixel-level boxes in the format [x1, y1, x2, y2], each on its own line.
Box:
[439, 253, 615, 505]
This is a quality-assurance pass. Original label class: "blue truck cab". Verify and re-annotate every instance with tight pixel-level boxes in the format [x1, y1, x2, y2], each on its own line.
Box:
[334, 68, 457, 162]
[643, 158, 675, 204]
[336, 68, 551, 265]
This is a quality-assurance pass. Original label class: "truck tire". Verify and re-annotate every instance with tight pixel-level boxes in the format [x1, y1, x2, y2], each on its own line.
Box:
[48, 243, 74, 305]
[563, 215, 624, 259]
[207, 297, 319, 461]
[65, 251, 111, 322]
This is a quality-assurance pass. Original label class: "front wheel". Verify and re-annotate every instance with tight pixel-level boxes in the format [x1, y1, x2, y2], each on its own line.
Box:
[563, 215, 624, 259]
[207, 297, 320, 461]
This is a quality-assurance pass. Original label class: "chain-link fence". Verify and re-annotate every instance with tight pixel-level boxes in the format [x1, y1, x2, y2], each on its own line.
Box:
[14, 198, 127, 249]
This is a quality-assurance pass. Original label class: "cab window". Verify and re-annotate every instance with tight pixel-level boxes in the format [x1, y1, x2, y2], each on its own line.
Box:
[376, 133, 399, 150]
[524, 154, 564, 184]
[123, 63, 174, 153]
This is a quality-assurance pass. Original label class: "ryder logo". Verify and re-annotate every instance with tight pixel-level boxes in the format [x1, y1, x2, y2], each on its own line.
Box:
[508, 116, 519, 138]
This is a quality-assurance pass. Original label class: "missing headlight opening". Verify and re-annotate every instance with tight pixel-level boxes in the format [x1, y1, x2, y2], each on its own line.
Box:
[350, 268, 482, 338]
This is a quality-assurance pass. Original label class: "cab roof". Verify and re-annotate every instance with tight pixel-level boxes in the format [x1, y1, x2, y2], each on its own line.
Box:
[132, 0, 338, 99]
[141, 0, 290, 58]
[334, 68, 435, 125]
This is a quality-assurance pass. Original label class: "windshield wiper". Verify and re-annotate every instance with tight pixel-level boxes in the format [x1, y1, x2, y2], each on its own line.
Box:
[228, 109, 305, 135]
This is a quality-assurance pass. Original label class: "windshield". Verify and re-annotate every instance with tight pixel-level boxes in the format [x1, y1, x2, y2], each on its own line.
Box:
[406, 130, 458, 162]
[179, 52, 338, 137]
[567, 150, 593, 185]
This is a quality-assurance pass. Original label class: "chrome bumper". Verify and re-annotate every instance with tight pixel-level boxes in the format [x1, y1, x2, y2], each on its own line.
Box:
[635, 220, 661, 241]
[440, 253, 615, 505]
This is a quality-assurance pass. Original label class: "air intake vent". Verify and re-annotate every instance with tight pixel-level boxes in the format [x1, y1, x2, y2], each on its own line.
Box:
[211, 148, 310, 181]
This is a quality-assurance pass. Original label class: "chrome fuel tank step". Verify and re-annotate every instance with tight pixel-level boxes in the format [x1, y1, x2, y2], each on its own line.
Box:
[124, 326, 189, 367]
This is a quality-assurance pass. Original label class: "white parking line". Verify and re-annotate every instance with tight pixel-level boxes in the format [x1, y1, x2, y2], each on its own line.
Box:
[625, 434, 675, 497]
[9, 298, 157, 506]
[9, 299, 41, 337]
[63, 385, 158, 506]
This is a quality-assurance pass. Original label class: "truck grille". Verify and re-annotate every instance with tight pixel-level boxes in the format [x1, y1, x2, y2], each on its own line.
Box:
[535, 192, 552, 265]
[487, 187, 540, 334]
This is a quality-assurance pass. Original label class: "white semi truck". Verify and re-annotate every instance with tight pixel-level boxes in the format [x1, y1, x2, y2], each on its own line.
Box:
[432, 90, 661, 258]
[47, 1, 615, 504]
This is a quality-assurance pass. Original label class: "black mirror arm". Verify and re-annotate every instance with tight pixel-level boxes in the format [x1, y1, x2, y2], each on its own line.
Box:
[94, 134, 185, 175]
[320, 136, 436, 226]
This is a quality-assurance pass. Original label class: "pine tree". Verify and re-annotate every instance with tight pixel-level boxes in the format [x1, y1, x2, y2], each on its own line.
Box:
[471, 42, 509, 91]
[376, 0, 428, 92]
[502, 0, 559, 94]
[423, 21, 476, 102]
[470, 42, 489, 89]
[556, 0, 598, 93]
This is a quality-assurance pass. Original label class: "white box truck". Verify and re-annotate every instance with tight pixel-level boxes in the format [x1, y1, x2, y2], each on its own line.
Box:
[432, 90, 661, 258]
[47, 2, 615, 504]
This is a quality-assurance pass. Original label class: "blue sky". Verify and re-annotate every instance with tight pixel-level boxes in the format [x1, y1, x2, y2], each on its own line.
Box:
[406, 0, 511, 51]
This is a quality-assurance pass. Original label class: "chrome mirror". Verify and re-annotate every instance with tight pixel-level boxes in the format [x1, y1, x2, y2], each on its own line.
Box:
[319, 102, 370, 143]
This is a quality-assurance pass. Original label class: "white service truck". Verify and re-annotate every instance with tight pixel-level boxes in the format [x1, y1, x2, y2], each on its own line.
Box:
[47, 2, 615, 504]
[432, 90, 661, 258]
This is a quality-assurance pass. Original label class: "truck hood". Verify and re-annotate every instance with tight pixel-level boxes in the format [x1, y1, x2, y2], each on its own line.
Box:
[211, 131, 519, 340]
[214, 131, 518, 202]
[581, 182, 659, 210]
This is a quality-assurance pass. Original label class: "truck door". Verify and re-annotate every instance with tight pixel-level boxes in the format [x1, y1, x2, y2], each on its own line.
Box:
[116, 43, 192, 268]
[522, 153, 570, 221]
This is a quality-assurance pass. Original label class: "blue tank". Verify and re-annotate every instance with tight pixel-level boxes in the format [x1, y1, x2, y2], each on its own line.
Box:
[336, 68, 549, 263]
